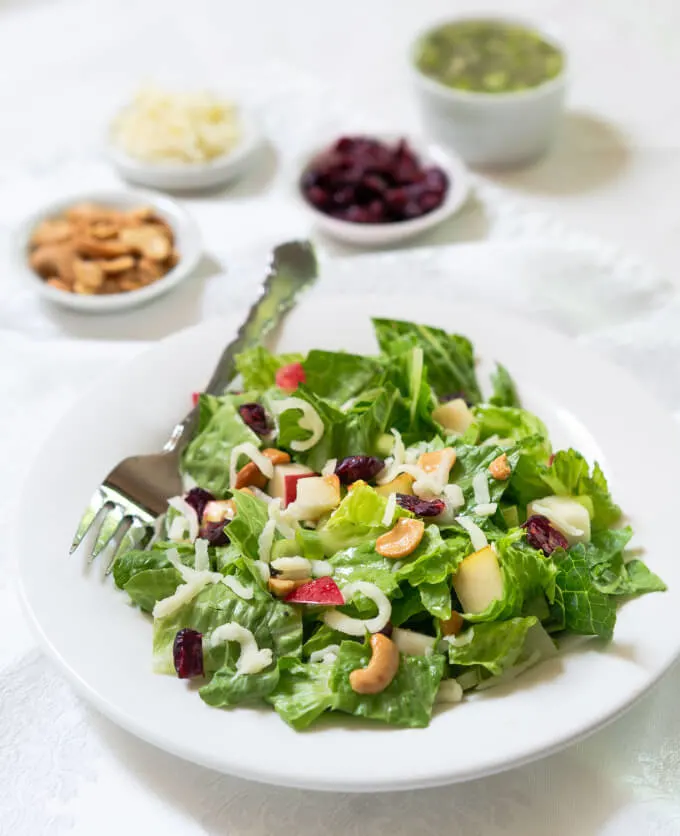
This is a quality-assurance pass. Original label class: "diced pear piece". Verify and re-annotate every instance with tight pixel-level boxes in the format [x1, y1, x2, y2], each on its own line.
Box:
[527, 495, 591, 544]
[289, 475, 341, 521]
[375, 472, 415, 497]
[453, 545, 504, 614]
[433, 398, 475, 434]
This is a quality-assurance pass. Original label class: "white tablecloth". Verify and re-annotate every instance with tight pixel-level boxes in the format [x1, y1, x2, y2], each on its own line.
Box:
[3, 2, 680, 834]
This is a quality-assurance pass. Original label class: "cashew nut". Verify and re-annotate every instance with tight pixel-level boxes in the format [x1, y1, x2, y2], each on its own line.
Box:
[349, 633, 400, 695]
[262, 448, 291, 465]
[418, 447, 456, 475]
[234, 461, 268, 490]
[375, 518, 425, 559]
[440, 611, 465, 637]
[268, 576, 312, 598]
[488, 453, 511, 481]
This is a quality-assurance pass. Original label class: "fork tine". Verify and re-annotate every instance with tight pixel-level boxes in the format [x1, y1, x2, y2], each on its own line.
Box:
[90, 504, 126, 562]
[105, 519, 153, 575]
[69, 489, 109, 554]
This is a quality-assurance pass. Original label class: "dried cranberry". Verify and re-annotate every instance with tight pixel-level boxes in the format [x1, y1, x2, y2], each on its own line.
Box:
[300, 136, 448, 224]
[238, 402, 270, 436]
[395, 494, 446, 517]
[184, 487, 214, 521]
[173, 629, 204, 678]
[198, 519, 230, 546]
[335, 455, 385, 485]
[521, 515, 568, 556]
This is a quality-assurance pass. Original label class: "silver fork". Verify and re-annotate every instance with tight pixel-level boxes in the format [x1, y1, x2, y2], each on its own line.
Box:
[70, 240, 318, 569]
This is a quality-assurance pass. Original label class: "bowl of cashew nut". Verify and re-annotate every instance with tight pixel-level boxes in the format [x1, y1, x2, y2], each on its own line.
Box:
[15, 190, 202, 313]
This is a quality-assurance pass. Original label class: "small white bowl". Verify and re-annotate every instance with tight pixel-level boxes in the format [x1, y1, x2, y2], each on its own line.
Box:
[296, 134, 470, 247]
[107, 107, 262, 192]
[15, 190, 202, 314]
[409, 17, 568, 168]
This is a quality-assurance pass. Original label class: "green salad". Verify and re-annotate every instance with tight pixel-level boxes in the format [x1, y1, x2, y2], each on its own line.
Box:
[113, 318, 665, 730]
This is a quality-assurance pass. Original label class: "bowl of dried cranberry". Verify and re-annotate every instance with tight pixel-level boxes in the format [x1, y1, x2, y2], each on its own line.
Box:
[297, 134, 470, 245]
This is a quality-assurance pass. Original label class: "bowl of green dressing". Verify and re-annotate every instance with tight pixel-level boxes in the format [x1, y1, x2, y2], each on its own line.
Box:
[410, 18, 567, 167]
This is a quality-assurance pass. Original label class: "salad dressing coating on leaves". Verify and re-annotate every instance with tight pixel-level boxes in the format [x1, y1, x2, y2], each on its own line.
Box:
[111, 318, 665, 729]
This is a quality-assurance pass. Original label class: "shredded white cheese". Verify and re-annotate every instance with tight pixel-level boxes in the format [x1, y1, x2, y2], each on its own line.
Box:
[167, 496, 199, 542]
[392, 627, 435, 656]
[220, 575, 254, 600]
[257, 518, 277, 563]
[271, 398, 324, 452]
[322, 581, 391, 636]
[267, 498, 298, 539]
[309, 645, 341, 665]
[474, 502, 498, 517]
[456, 516, 488, 551]
[381, 492, 398, 527]
[253, 560, 271, 583]
[436, 679, 464, 704]
[443, 484, 465, 508]
[112, 86, 242, 164]
[207, 623, 273, 675]
[249, 486, 273, 505]
[229, 442, 273, 489]
[270, 556, 311, 580]
[321, 458, 338, 477]
[376, 429, 406, 485]
[194, 538, 210, 572]
[472, 471, 491, 506]
[311, 560, 333, 577]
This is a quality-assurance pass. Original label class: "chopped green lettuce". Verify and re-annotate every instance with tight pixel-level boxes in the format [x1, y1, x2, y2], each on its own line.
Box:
[447, 616, 538, 675]
[302, 350, 381, 404]
[329, 641, 445, 727]
[489, 363, 520, 408]
[182, 394, 260, 494]
[372, 318, 482, 403]
[267, 658, 336, 729]
[554, 548, 617, 639]
[235, 346, 304, 391]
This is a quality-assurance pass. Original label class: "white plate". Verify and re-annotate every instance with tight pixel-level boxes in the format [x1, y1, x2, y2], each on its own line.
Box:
[107, 107, 262, 192]
[16, 294, 680, 792]
[14, 190, 202, 314]
[296, 134, 470, 246]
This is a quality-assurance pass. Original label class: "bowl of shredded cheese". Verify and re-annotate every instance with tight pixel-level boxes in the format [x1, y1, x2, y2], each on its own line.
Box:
[108, 86, 262, 191]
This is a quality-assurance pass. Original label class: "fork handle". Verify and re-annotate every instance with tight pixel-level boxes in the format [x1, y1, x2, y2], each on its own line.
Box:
[163, 240, 318, 457]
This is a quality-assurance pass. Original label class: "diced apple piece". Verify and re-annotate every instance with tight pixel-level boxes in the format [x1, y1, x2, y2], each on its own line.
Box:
[527, 495, 591, 545]
[267, 463, 315, 507]
[433, 398, 475, 434]
[289, 475, 341, 521]
[202, 499, 236, 523]
[375, 472, 415, 497]
[453, 545, 504, 614]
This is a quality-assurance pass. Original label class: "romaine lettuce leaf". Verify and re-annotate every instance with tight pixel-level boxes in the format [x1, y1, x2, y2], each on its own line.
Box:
[199, 661, 280, 707]
[447, 616, 538, 675]
[473, 405, 551, 461]
[235, 346, 304, 391]
[417, 580, 452, 620]
[123, 568, 183, 613]
[266, 658, 336, 729]
[397, 527, 469, 586]
[302, 624, 348, 659]
[554, 548, 617, 638]
[152, 582, 302, 675]
[329, 543, 400, 595]
[463, 529, 557, 622]
[510, 449, 621, 531]
[182, 394, 260, 494]
[452, 441, 522, 507]
[489, 363, 520, 408]
[227, 490, 269, 560]
[329, 641, 445, 727]
[301, 350, 382, 404]
[318, 483, 408, 556]
[372, 318, 482, 404]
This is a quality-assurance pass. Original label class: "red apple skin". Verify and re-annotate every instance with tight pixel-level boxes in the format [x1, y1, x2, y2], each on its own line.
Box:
[284, 472, 318, 506]
[276, 362, 306, 392]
